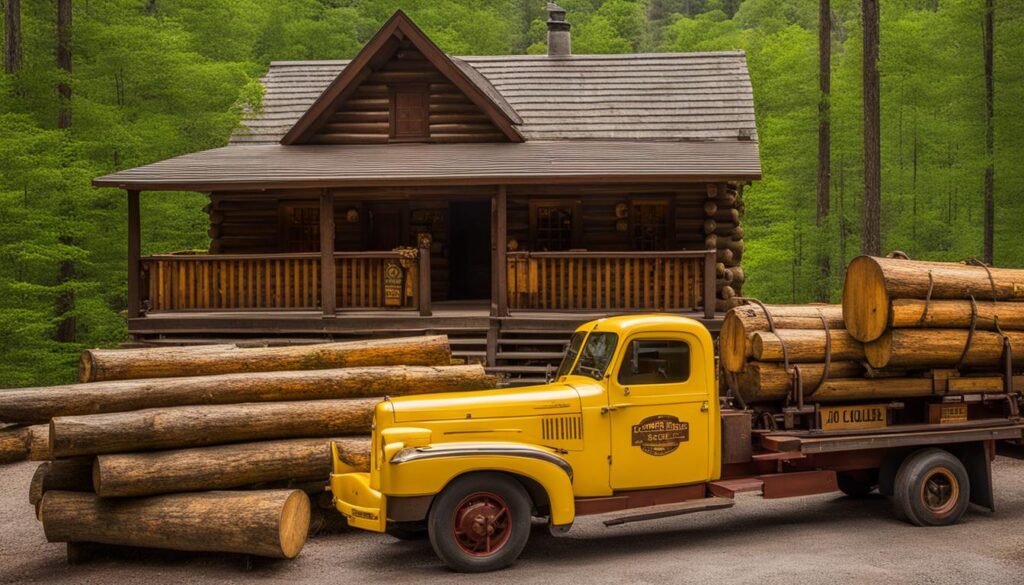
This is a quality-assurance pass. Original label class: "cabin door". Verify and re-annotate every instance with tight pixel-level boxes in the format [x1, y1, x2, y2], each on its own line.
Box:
[367, 204, 408, 250]
[448, 201, 491, 300]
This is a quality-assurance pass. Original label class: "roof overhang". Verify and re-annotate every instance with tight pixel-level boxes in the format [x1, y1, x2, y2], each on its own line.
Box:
[92, 141, 761, 192]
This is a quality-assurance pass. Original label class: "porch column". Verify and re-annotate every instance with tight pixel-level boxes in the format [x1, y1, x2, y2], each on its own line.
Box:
[704, 249, 716, 319]
[320, 190, 336, 316]
[127, 189, 141, 319]
[492, 185, 508, 317]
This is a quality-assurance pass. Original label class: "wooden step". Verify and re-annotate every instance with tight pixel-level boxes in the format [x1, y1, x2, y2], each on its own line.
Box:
[707, 478, 764, 498]
[498, 338, 569, 345]
[486, 365, 552, 374]
[496, 351, 564, 360]
[453, 350, 486, 357]
[447, 338, 486, 347]
[602, 497, 735, 527]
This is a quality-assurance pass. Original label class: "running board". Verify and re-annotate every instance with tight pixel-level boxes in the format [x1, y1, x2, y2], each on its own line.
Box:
[602, 497, 735, 527]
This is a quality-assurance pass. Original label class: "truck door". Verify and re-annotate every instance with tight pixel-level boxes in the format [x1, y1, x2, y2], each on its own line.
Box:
[606, 331, 713, 490]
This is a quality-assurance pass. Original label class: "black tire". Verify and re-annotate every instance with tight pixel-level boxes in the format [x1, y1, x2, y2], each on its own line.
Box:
[386, 521, 428, 541]
[892, 448, 970, 527]
[427, 473, 532, 573]
[837, 470, 878, 498]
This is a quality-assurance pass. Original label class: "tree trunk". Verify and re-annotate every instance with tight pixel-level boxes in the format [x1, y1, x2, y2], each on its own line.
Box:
[735, 360, 863, 403]
[983, 0, 995, 264]
[4, 0, 21, 73]
[56, 0, 72, 129]
[861, 0, 881, 256]
[41, 490, 310, 559]
[0, 424, 30, 463]
[29, 459, 93, 506]
[94, 437, 370, 498]
[79, 335, 451, 382]
[50, 398, 379, 457]
[811, 375, 1013, 403]
[816, 0, 832, 301]
[842, 256, 1024, 342]
[751, 329, 865, 363]
[865, 329, 1024, 369]
[890, 298, 1024, 330]
[2, 364, 492, 424]
[720, 304, 845, 372]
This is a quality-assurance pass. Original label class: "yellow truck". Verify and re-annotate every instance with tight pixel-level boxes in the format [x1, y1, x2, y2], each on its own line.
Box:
[329, 314, 1024, 572]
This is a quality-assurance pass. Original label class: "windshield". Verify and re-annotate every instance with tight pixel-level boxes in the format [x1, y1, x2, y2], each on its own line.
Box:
[571, 332, 619, 381]
[555, 331, 586, 378]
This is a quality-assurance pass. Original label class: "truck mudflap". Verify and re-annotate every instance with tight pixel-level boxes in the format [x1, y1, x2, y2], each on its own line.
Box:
[331, 472, 386, 533]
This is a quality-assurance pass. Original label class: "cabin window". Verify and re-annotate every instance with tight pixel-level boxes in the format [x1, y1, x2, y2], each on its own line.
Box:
[618, 339, 690, 385]
[390, 85, 429, 140]
[529, 200, 581, 251]
[280, 204, 320, 252]
[630, 199, 671, 251]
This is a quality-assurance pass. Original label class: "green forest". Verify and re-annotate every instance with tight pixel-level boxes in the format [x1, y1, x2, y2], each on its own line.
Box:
[0, 0, 1021, 386]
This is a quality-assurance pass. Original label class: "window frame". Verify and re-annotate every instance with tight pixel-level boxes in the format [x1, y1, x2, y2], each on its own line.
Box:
[528, 199, 582, 251]
[628, 195, 675, 251]
[616, 337, 691, 386]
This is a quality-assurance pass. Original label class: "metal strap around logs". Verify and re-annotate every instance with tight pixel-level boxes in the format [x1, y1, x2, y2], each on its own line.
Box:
[917, 271, 935, 325]
[735, 296, 792, 374]
[955, 296, 980, 371]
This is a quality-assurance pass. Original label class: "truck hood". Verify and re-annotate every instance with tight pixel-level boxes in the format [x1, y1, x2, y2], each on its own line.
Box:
[389, 383, 582, 423]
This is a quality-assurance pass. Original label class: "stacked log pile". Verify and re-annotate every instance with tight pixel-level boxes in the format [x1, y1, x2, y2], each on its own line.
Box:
[723, 256, 1024, 406]
[703, 182, 745, 310]
[0, 335, 496, 560]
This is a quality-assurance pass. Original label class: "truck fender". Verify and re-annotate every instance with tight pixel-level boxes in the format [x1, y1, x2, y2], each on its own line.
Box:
[385, 442, 576, 526]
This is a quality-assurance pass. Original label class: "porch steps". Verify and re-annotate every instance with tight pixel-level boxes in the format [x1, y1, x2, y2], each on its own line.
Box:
[486, 326, 575, 385]
[495, 351, 565, 360]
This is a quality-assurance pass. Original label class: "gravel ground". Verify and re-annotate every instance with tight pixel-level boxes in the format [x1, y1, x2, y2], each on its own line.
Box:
[2, 455, 1023, 585]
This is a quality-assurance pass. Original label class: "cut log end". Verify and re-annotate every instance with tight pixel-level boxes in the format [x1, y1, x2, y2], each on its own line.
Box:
[78, 351, 95, 384]
[280, 490, 312, 559]
[864, 330, 894, 369]
[720, 311, 749, 373]
[842, 255, 891, 342]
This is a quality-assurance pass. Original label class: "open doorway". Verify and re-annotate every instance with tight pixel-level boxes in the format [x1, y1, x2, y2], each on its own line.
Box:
[448, 201, 491, 300]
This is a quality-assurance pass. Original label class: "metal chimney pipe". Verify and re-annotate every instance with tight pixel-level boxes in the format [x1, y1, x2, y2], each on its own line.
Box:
[546, 3, 571, 57]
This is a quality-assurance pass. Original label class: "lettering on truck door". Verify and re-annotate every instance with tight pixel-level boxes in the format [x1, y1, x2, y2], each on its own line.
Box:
[607, 332, 712, 490]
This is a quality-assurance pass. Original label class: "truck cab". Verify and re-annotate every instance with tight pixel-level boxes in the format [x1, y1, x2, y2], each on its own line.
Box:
[330, 314, 719, 570]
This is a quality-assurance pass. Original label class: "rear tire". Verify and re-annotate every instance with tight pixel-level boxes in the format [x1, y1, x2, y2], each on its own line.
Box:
[892, 448, 970, 527]
[427, 473, 532, 573]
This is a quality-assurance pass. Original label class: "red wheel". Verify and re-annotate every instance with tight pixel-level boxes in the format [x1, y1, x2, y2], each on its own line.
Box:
[452, 492, 513, 556]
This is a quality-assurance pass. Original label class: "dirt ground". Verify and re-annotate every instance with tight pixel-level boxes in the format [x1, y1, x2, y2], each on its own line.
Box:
[2, 455, 1024, 585]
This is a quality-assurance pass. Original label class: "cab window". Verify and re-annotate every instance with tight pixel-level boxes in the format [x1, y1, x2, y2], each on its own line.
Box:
[571, 332, 619, 381]
[617, 339, 690, 385]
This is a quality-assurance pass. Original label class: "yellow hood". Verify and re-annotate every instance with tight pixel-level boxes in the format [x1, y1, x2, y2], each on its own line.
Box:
[390, 383, 582, 423]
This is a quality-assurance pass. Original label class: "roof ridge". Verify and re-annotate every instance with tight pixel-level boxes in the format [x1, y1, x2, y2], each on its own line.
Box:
[267, 51, 746, 67]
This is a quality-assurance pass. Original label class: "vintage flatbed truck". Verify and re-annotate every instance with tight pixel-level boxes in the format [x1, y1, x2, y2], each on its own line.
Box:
[329, 314, 1024, 572]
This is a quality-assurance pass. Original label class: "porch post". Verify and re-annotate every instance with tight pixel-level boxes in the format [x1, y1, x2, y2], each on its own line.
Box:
[704, 249, 716, 319]
[126, 189, 141, 319]
[495, 185, 508, 317]
[418, 236, 432, 317]
[320, 189, 336, 316]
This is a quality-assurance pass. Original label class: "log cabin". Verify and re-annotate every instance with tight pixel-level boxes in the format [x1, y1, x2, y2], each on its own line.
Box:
[93, 6, 761, 383]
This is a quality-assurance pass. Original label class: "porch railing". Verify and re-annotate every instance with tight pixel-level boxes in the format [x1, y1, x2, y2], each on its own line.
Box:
[140, 250, 427, 313]
[506, 250, 716, 317]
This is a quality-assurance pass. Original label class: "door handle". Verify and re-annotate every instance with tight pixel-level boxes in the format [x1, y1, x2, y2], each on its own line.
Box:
[601, 403, 632, 415]
[701, 401, 709, 413]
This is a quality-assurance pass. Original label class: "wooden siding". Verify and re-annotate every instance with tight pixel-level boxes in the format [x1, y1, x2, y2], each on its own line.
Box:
[309, 47, 506, 145]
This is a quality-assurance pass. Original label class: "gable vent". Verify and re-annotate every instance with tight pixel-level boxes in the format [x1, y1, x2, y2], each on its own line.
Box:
[542, 415, 583, 441]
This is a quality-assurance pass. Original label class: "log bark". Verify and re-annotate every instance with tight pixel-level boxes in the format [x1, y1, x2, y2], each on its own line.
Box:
[865, 329, 1024, 369]
[733, 361, 863, 403]
[50, 398, 380, 458]
[843, 256, 1024, 342]
[889, 298, 1024, 330]
[41, 490, 310, 559]
[3, 365, 492, 424]
[94, 437, 370, 498]
[720, 304, 845, 372]
[0, 425, 30, 464]
[811, 375, 1013, 403]
[79, 335, 451, 382]
[751, 329, 865, 363]
[29, 459, 93, 506]
[27, 424, 51, 460]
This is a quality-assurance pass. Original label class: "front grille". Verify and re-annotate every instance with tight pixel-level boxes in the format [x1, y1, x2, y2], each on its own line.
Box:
[542, 415, 583, 441]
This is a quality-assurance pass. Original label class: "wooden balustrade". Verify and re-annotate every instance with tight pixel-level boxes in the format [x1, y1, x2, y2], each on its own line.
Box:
[506, 250, 715, 315]
[140, 251, 423, 313]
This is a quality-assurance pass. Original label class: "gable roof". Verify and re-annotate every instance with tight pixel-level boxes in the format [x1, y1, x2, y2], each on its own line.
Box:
[281, 10, 523, 144]
[235, 51, 756, 145]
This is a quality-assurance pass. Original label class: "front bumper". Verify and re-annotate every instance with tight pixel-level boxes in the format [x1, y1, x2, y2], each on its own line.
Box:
[330, 472, 386, 533]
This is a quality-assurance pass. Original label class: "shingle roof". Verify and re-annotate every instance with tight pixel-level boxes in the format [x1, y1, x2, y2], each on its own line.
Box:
[232, 51, 757, 145]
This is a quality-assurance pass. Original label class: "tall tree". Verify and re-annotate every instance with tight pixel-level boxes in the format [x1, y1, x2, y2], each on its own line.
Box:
[57, 0, 72, 129]
[983, 0, 995, 264]
[816, 0, 831, 300]
[861, 0, 881, 256]
[4, 0, 21, 73]
[55, 0, 75, 343]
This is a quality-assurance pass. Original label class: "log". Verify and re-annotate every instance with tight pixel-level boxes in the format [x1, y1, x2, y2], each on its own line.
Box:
[733, 361, 864, 403]
[716, 262, 726, 278]
[27, 424, 51, 460]
[41, 490, 310, 559]
[843, 256, 1024, 342]
[704, 234, 717, 249]
[751, 330, 865, 363]
[716, 248, 734, 264]
[2, 365, 493, 424]
[29, 459, 93, 506]
[720, 304, 846, 372]
[727, 266, 746, 287]
[714, 208, 740, 223]
[0, 425, 30, 464]
[890, 298, 1024, 330]
[79, 335, 451, 382]
[50, 398, 380, 458]
[718, 285, 736, 300]
[703, 200, 718, 216]
[94, 437, 370, 498]
[864, 329, 1024, 369]
[810, 375, 1014, 403]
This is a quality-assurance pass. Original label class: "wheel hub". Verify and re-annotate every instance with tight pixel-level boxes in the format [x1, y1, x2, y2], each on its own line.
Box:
[452, 492, 511, 556]
[920, 467, 959, 516]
